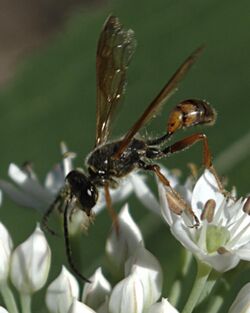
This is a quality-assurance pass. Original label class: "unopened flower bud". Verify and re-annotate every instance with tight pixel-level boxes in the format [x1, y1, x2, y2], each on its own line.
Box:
[46, 266, 79, 313]
[106, 204, 144, 274]
[109, 272, 144, 313]
[0, 223, 13, 283]
[68, 299, 96, 313]
[10, 224, 51, 293]
[125, 245, 163, 309]
[82, 268, 111, 310]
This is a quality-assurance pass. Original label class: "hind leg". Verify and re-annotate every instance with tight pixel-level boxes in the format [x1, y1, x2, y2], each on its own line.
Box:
[162, 133, 224, 192]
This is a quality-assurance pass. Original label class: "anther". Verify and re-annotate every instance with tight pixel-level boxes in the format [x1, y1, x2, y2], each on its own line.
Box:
[217, 246, 229, 254]
[243, 197, 250, 215]
[200, 199, 216, 223]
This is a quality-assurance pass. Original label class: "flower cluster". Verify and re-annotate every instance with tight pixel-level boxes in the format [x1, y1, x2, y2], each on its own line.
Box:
[0, 143, 250, 313]
[0, 200, 178, 313]
[43, 204, 166, 313]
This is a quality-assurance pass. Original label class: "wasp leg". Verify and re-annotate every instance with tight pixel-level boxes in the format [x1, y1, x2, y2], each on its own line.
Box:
[63, 199, 90, 283]
[162, 132, 224, 192]
[138, 161, 199, 227]
[104, 182, 119, 235]
[41, 194, 62, 236]
[146, 133, 172, 146]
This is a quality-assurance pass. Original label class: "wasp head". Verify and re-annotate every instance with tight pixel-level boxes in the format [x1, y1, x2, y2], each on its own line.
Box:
[66, 170, 98, 216]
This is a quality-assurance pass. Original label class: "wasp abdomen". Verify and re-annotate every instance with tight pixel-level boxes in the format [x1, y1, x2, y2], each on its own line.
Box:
[167, 99, 217, 134]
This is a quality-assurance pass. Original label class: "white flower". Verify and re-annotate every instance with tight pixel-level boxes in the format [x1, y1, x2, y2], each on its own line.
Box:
[228, 282, 250, 313]
[46, 266, 79, 313]
[106, 204, 163, 313]
[0, 142, 74, 213]
[145, 298, 179, 313]
[125, 245, 163, 309]
[68, 299, 96, 313]
[106, 204, 144, 274]
[0, 223, 13, 283]
[160, 169, 250, 272]
[0, 307, 9, 313]
[108, 272, 144, 313]
[10, 224, 51, 293]
[82, 267, 111, 311]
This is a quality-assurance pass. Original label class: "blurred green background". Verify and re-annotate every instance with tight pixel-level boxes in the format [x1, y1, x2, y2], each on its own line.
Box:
[0, 0, 249, 312]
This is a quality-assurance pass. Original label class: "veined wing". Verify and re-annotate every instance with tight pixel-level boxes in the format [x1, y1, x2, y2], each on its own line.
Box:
[95, 16, 136, 146]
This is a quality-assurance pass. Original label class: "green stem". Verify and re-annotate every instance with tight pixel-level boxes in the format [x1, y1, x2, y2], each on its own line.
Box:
[0, 283, 19, 313]
[20, 293, 32, 313]
[206, 295, 223, 313]
[197, 270, 221, 305]
[169, 250, 193, 306]
[181, 262, 212, 313]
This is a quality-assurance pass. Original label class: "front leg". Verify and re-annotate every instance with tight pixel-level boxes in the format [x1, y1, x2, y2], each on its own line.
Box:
[41, 193, 62, 236]
[63, 198, 90, 283]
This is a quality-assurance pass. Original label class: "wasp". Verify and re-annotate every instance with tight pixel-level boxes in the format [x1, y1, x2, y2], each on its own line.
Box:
[42, 16, 219, 282]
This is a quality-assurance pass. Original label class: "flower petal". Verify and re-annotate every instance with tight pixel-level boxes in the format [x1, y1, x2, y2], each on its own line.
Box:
[125, 245, 163, 309]
[229, 282, 250, 313]
[129, 173, 160, 215]
[82, 268, 111, 310]
[10, 224, 51, 293]
[60, 142, 75, 177]
[68, 299, 96, 313]
[108, 272, 144, 313]
[44, 164, 65, 195]
[46, 266, 79, 313]
[0, 179, 50, 212]
[93, 178, 134, 215]
[202, 252, 240, 272]
[0, 222, 13, 283]
[191, 170, 224, 216]
[8, 164, 54, 204]
[106, 204, 144, 274]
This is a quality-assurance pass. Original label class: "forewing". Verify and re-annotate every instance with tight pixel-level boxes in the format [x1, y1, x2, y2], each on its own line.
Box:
[115, 45, 204, 158]
[95, 16, 136, 146]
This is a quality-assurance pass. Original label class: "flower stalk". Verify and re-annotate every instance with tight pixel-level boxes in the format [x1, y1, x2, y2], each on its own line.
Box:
[181, 261, 212, 313]
[169, 250, 193, 306]
[0, 283, 19, 313]
[20, 293, 31, 313]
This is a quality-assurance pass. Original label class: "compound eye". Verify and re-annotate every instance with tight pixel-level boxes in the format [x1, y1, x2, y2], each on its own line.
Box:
[80, 184, 98, 216]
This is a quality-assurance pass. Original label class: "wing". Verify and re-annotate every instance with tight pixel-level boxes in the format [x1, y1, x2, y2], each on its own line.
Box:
[114, 45, 204, 158]
[95, 16, 136, 147]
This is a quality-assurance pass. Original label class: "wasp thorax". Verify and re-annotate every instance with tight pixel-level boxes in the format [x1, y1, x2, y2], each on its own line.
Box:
[66, 170, 98, 216]
[167, 99, 217, 134]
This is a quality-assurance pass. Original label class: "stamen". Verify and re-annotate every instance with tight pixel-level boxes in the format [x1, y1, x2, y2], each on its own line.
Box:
[200, 199, 216, 223]
[217, 246, 229, 254]
[243, 197, 250, 215]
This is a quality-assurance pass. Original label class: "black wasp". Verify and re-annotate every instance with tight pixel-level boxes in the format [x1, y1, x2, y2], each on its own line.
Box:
[42, 16, 218, 282]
